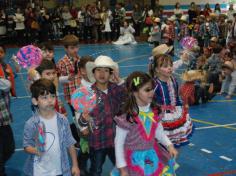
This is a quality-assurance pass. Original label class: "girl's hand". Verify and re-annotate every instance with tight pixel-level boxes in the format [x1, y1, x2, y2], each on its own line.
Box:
[168, 144, 178, 158]
[71, 165, 80, 176]
[120, 167, 129, 176]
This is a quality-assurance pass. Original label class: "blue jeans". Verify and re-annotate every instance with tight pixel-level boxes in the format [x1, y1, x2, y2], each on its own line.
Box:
[89, 147, 115, 176]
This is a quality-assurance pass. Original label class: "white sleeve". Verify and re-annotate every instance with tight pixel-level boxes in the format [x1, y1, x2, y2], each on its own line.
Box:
[155, 123, 172, 147]
[0, 78, 11, 92]
[74, 112, 88, 131]
[115, 126, 128, 168]
[173, 59, 184, 72]
[59, 76, 70, 83]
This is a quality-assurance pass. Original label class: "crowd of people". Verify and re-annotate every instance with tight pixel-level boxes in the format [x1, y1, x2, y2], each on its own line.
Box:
[0, 0, 236, 176]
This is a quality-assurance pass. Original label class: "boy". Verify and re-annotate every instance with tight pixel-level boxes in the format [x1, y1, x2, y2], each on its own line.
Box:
[0, 45, 15, 176]
[57, 34, 81, 117]
[36, 59, 66, 115]
[40, 42, 56, 63]
[73, 55, 94, 176]
[23, 79, 80, 176]
[77, 55, 125, 176]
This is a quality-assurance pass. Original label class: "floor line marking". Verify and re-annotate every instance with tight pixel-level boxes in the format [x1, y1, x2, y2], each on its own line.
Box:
[192, 118, 236, 131]
[196, 123, 236, 130]
[201, 148, 213, 154]
[118, 54, 150, 63]
[219, 156, 233, 162]
[208, 170, 236, 176]
[209, 99, 236, 102]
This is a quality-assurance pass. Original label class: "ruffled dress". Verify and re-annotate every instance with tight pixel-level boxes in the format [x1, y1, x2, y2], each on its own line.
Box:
[154, 77, 193, 146]
[115, 107, 176, 176]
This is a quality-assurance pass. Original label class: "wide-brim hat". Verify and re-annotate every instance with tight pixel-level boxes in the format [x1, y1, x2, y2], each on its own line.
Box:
[182, 70, 207, 82]
[222, 61, 234, 71]
[210, 36, 218, 42]
[154, 17, 161, 23]
[152, 44, 173, 57]
[86, 55, 117, 83]
[180, 15, 188, 22]
[168, 15, 176, 22]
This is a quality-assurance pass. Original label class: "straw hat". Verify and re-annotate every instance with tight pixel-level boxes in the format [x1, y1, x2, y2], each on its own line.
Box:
[180, 15, 188, 22]
[210, 37, 218, 43]
[222, 61, 234, 71]
[86, 55, 117, 83]
[154, 17, 161, 23]
[181, 70, 207, 82]
[152, 44, 173, 57]
[168, 15, 176, 22]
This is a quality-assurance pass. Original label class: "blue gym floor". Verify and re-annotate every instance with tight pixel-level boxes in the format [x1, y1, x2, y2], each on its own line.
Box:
[4, 43, 236, 176]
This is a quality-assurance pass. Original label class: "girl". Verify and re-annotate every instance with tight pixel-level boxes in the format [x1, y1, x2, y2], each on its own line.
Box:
[115, 71, 178, 176]
[113, 20, 137, 45]
[150, 54, 193, 146]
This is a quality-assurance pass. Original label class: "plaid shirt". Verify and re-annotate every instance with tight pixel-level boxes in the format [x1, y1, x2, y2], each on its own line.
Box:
[23, 112, 76, 176]
[89, 82, 125, 150]
[0, 91, 12, 126]
[57, 55, 81, 104]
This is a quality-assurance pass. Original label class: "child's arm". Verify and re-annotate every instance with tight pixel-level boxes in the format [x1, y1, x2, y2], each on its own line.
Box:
[24, 146, 40, 156]
[0, 78, 11, 92]
[155, 123, 178, 158]
[115, 126, 129, 175]
[23, 120, 40, 155]
[68, 145, 80, 176]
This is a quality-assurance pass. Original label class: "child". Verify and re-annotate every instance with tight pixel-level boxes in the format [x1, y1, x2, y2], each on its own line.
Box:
[150, 54, 193, 146]
[221, 60, 236, 99]
[35, 59, 67, 116]
[148, 17, 161, 47]
[162, 16, 175, 46]
[76, 55, 125, 176]
[57, 34, 81, 117]
[203, 44, 223, 96]
[179, 15, 189, 40]
[40, 42, 56, 64]
[114, 71, 178, 176]
[0, 45, 15, 176]
[74, 55, 94, 176]
[113, 20, 137, 45]
[23, 79, 80, 176]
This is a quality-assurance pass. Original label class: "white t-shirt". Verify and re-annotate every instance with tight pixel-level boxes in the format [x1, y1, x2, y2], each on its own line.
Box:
[34, 114, 62, 176]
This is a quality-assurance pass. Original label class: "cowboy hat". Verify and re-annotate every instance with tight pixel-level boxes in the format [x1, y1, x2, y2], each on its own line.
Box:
[222, 61, 234, 71]
[180, 15, 188, 22]
[168, 15, 176, 22]
[152, 44, 173, 57]
[154, 17, 161, 23]
[86, 55, 117, 83]
[210, 36, 218, 42]
[181, 70, 207, 82]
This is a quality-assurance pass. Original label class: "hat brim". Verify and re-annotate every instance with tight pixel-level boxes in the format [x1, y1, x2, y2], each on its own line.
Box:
[86, 62, 116, 83]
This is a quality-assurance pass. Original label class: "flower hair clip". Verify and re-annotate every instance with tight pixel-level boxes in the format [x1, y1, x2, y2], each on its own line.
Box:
[133, 77, 140, 86]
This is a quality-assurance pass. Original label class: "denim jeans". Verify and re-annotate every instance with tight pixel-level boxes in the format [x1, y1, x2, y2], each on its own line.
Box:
[89, 147, 115, 176]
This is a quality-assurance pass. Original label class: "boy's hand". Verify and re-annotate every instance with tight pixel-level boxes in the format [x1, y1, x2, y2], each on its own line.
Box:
[71, 165, 80, 176]
[81, 110, 90, 122]
[168, 144, 178, 158]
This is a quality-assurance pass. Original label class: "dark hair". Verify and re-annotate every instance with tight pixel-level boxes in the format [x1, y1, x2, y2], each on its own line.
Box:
[30, 78, 56, 99]
[78, 55, 94, 69]
[40, 42, 54, 51]
[0, 45, 6, 53]
[36, 59, 56, 75]
[212, 44, 222, 54]
[149, 54, 173, 78]
[123, 71, 161, 123]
